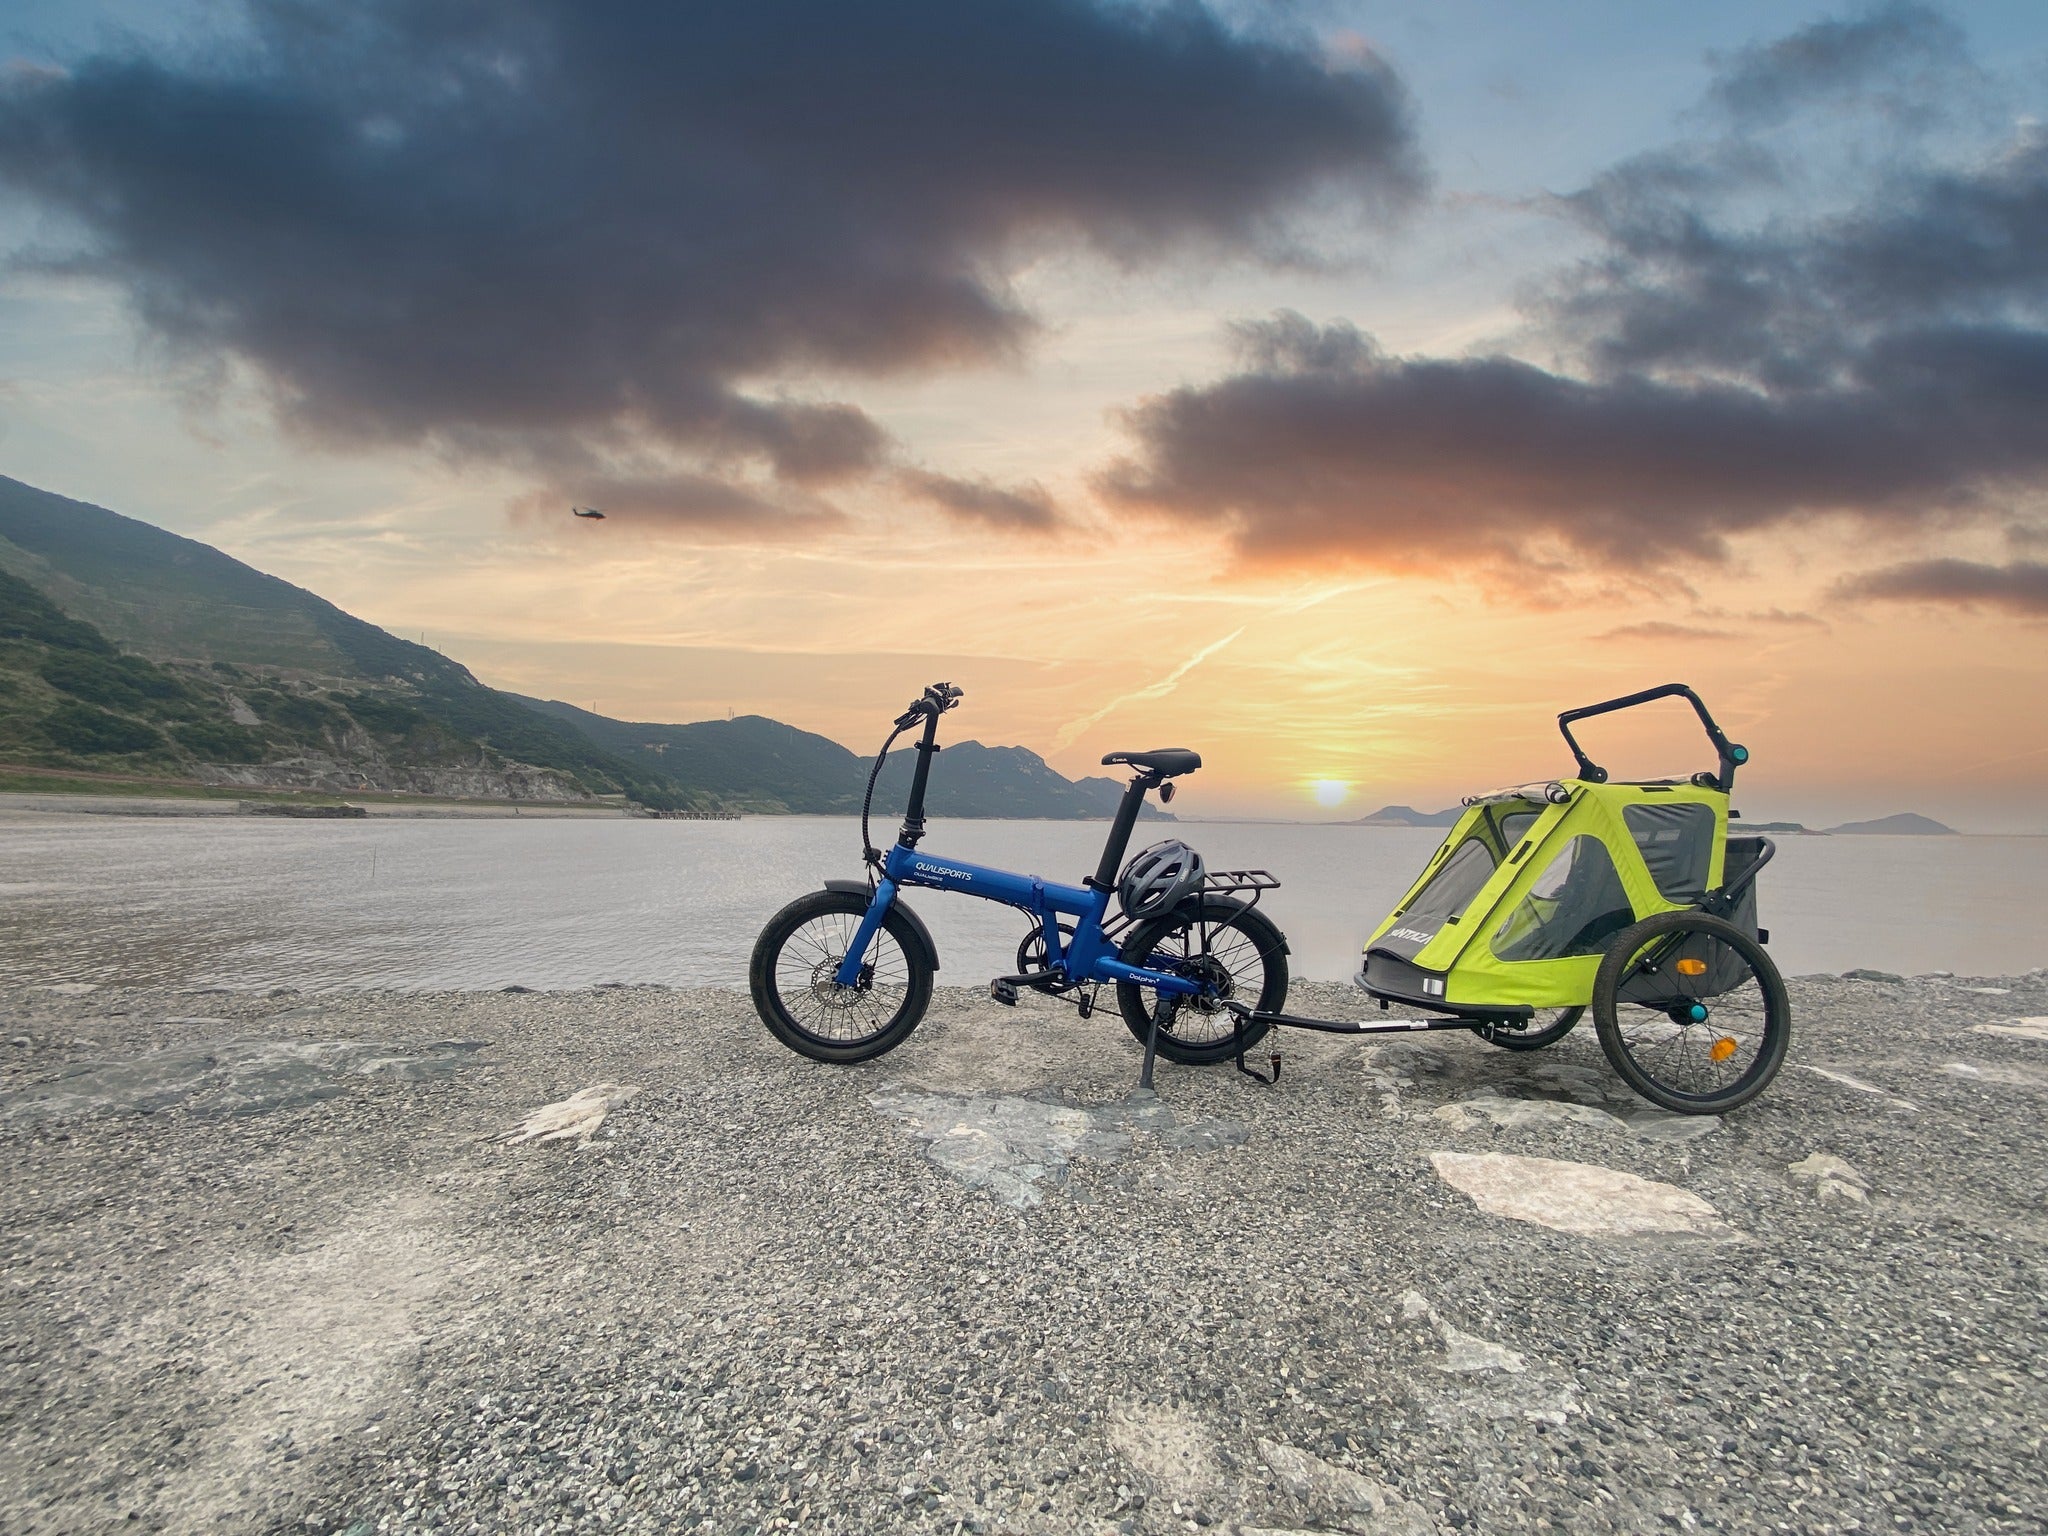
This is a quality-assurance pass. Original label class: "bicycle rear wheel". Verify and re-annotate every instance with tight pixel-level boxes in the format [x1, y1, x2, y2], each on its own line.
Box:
[1592, 910, 1789, 1113]
[1115, 898, 1288, 1065]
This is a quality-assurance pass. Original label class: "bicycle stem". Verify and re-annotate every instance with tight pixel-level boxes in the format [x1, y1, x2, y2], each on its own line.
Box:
[896, 702, 944, 849]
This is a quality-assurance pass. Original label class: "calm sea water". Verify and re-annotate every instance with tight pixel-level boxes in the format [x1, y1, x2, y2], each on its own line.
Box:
[0, 815, 2041, 991]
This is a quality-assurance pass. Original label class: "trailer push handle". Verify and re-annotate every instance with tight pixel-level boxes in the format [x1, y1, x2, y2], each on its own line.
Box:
[1556, 682, 1749, 791]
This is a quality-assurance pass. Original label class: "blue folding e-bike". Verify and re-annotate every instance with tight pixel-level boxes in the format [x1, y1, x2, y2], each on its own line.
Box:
[749, 683, 1290, 1084]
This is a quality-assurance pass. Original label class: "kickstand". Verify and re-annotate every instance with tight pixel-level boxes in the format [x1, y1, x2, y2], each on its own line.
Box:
[1137, 1000, 1170, 1093]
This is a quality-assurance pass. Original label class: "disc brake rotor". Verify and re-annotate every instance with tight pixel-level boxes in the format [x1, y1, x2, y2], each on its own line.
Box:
[1181, 952, 1234, 1012]
[809, 956, 870, 1005]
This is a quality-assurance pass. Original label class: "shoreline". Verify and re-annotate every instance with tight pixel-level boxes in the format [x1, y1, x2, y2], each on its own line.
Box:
[4, 791, 2043, 835]
[0, 790, 639, 820]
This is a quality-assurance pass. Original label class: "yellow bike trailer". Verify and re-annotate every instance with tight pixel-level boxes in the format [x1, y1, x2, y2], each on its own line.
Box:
[1227, 684, 1789, 1114]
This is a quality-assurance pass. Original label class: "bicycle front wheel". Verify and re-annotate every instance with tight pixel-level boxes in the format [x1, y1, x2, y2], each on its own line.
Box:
[749, 889, 934, 1063]
[1116, 898, 1289, 1066]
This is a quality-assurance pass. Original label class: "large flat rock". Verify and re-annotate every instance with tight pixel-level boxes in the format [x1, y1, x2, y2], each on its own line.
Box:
[1429, 1149, 1734, 1238]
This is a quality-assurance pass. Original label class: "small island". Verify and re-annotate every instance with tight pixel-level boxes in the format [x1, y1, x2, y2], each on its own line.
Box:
[1824, 812, 1958, 836]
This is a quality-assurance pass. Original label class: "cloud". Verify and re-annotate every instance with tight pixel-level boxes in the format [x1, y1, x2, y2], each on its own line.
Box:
[0, 0, 1421, 524]
[899, 469, 1059, 531]
[1597, 622, 1737, 643]
[1703, 2, 1976, 127]
[1098, 10, 2048, 578]
[1099, 312, 2048, 568]
[1836, 558, 2048, 616]
[1548, 127, 2048, 387]
[516, 468, 836, 532]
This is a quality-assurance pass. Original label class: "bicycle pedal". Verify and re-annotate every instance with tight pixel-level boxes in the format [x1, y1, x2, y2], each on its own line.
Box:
[990, 978, 1020, 1007]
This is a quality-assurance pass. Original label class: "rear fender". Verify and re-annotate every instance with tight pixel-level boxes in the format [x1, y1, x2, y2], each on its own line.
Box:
[824, 879, 941, 972]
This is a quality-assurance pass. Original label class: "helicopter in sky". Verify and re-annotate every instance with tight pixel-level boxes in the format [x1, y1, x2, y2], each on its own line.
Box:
[571, 506, 606, 520]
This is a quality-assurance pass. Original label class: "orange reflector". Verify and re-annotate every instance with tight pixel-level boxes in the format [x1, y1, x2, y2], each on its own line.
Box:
[1710, 1036, 1738, 1063]
[1675, 957, 1708, 976]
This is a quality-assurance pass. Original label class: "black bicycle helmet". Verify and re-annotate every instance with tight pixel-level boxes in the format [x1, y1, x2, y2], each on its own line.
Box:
[1117, 839, 1205, 921]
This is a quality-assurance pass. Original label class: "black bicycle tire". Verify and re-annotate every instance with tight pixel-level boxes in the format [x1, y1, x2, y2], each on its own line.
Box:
[1115, 898, 1289, 1065]
[1485, 1006, 1585, 1052]
[750, 889, 935, 1063]
[1592, 909, 1790, 1114]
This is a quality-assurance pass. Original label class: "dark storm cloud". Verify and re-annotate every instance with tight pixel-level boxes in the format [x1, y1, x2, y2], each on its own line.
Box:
[1101, 314, 2048, 567]
[1836, 558, 2048, 616]
[1100, 9, 2048, 582]
[0, 0, 1420, 523]
[1703, 2, 1975, 127]
[1550, 128, 2048, 385]
[899, 469, 1060, 531]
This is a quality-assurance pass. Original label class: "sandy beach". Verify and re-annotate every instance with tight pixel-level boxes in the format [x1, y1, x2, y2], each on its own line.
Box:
[2, 973, 2043, 1534]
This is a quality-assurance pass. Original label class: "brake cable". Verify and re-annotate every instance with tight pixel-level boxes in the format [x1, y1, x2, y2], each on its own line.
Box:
[860, 719, 912, 876]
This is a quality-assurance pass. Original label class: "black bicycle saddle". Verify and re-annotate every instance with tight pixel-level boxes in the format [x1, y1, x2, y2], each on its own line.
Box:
[1101, 748, 1201, 778]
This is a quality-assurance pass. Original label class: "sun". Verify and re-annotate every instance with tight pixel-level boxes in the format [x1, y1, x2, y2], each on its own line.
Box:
[1311, 779, 1351, 809]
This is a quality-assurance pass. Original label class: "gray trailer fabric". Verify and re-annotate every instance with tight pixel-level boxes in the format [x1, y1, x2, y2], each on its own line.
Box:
[1623, 801, 1716, 904]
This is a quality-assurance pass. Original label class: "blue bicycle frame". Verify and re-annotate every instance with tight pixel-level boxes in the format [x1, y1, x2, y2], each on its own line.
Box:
[830, 683, 1201, 1000]
[831, 842, 1203, 998]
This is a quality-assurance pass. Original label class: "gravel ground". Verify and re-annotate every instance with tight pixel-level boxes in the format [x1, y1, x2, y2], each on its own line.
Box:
[2, 970, 2044, 1535]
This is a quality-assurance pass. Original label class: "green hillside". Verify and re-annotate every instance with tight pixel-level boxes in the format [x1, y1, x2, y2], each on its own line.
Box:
[0, 477, 693, 807]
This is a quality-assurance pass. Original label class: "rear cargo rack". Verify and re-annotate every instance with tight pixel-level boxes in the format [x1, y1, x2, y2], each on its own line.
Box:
[1200, 868, 1280, 916]
[1203, 869, 1280, 896]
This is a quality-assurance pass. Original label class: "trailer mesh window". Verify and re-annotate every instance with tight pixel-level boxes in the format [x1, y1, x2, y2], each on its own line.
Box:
[1401, 838, 1496, 928]
[1492, 836, 1635, 961]
[1623, 802, 1716, 903]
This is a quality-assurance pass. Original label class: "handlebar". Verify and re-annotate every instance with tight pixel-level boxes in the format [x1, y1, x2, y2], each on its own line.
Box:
[894, 681, 964, 729]
[1557, 682, 1749, 791]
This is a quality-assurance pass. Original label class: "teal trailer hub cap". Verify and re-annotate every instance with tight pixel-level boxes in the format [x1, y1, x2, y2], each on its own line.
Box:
[1687, 1003, 1709, 1022]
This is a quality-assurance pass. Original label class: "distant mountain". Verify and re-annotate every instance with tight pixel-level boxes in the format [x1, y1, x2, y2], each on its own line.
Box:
[515, 697, 1170, 819]
[0, 476, 703, 807]
[1825, 812, 1956, 836]
[1345, 804, 1463, 827]
[0, 473, 1170, 818]
[1072, 774, 1171, 820]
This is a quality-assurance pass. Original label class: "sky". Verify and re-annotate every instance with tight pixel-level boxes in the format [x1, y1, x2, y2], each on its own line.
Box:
[2, 1, 2046, 829]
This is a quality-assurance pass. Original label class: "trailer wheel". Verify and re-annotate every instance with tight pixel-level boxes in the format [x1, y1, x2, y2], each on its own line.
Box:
[1592, 910, 1790, 1114]
[1485, 1006, 1583, 1052]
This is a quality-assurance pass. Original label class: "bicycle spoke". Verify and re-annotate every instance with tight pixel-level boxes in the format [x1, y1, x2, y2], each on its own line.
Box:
[1615, 931, 1769, 1098]
[769, 911, 912, 1044]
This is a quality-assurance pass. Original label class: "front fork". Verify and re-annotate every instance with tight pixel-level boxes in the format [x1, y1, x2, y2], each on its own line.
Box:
[833, 879, 898, 988]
